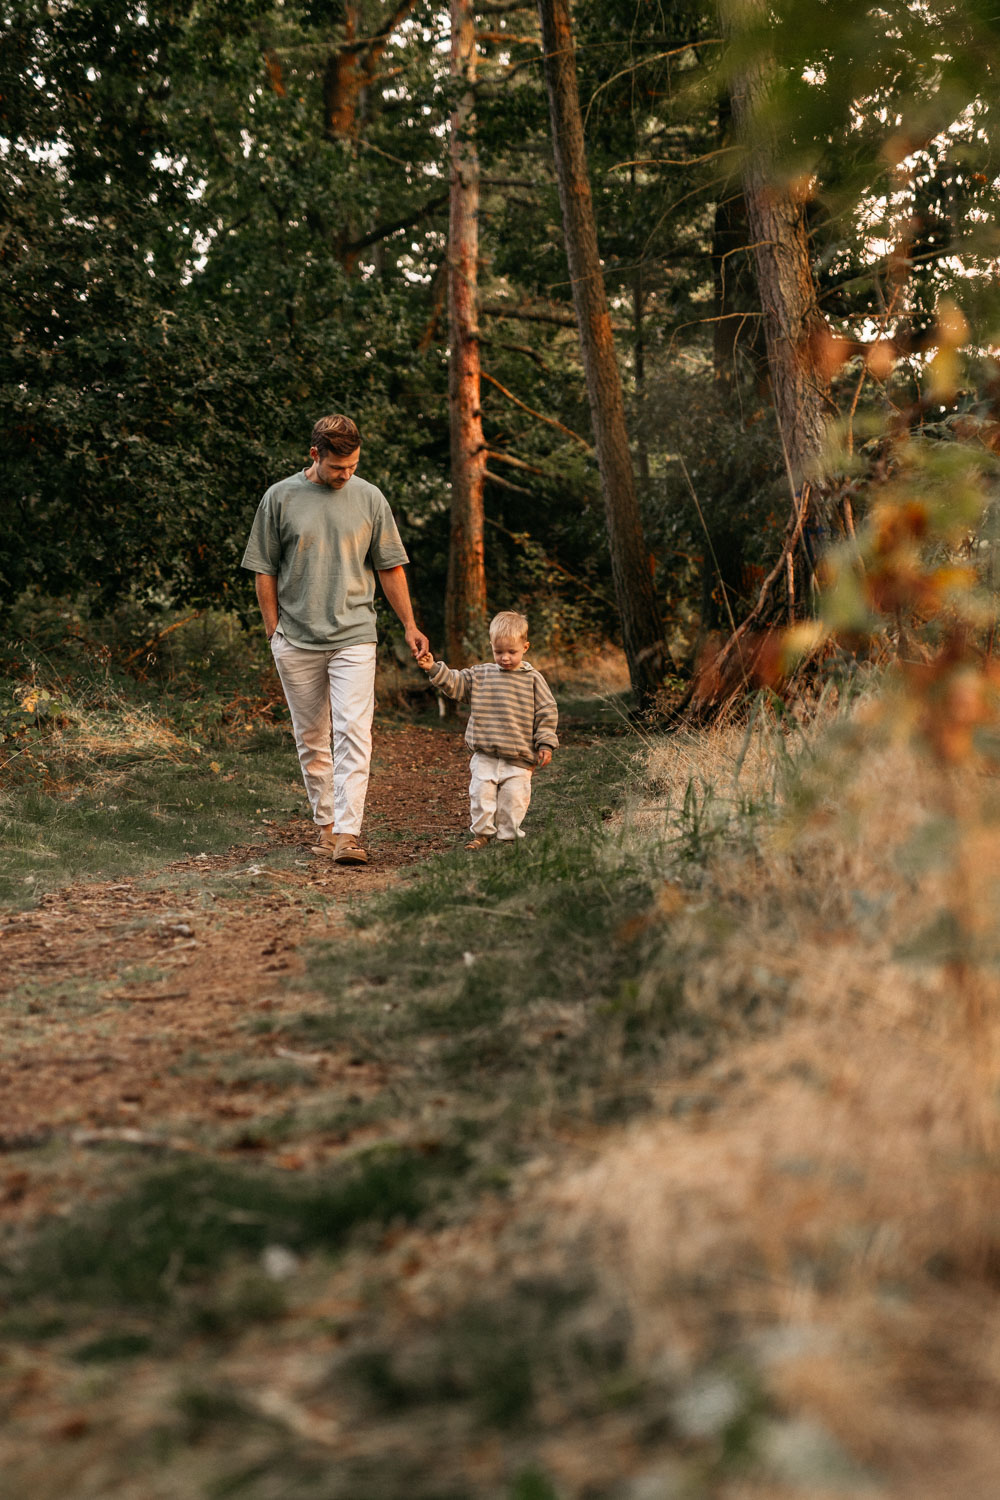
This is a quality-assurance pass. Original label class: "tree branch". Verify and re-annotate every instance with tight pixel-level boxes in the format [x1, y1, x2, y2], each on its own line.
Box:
[123, 613, 204, 667]
[474, 55, 543, 85]
[349, 0, 423, 56]
[582, 41, 723, 128]
[476, 31, 540, 44]
[341, 191, 449, 254]
[485, 516, 614, 606]
[483, 302, 628, 331]
[481, 371, 593, 452]
[484, 449, 547, 475]
[481, 176, 544, 188]
[610, 145, 738, 171]
[484, 469, 531, 493]
[479, 334, 551, 368]
[482, 302, 578, 327]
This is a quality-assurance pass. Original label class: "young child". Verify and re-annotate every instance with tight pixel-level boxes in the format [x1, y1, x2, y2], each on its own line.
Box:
[417, 611, 558, 849]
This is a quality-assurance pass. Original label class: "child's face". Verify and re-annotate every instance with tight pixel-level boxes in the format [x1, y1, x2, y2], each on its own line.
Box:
[491, 635, 528, 671]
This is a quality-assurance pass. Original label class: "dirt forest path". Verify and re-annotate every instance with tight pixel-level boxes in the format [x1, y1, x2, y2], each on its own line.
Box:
[0, 722, 472, 1227]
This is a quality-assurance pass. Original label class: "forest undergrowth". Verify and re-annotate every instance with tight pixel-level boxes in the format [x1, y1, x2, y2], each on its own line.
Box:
[1, 614, 999, 1498]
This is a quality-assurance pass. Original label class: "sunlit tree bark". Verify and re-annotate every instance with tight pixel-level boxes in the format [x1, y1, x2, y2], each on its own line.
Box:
[444, 0, 489, 665]
[323, 0, 424, 272]
[537, 0, 665, 710]
[323, 0, 420, 142]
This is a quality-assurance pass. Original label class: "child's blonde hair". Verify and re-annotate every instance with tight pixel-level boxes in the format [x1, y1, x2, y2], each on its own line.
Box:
[489, 610, 529, 645]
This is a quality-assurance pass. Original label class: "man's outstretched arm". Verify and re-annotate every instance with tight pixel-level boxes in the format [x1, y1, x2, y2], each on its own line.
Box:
[377, 566, 428, 658]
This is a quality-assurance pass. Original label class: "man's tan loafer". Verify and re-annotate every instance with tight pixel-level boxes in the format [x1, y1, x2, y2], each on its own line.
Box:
[311, 832, 368, 864]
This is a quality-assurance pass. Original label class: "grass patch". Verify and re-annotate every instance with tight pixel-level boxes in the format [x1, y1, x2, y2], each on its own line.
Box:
[0, 742, 303, 907]
[72, 1329, 154, 1363]
[2, 1141, 469, 1326]
[259, 732, 782, 1177]
[1, 601, 310, 906]
[346, 1278, 605, 1429]
[0, 975, 107, 1025]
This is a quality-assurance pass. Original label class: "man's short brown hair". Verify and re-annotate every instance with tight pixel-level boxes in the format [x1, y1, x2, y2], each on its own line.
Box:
[311, 414, 361, 458]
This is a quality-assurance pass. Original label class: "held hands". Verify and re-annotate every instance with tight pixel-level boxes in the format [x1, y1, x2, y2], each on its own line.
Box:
[416, 649, 436, 672]
[405, 623, 430, 660]
[535, 746, 552, 769]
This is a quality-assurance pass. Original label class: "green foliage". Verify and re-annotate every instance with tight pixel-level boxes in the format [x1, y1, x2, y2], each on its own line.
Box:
[8, 0, 1000, 677]
[1, 0, 449, 611]
[0, 0, 629, 644]
[641, 373, 786, 658]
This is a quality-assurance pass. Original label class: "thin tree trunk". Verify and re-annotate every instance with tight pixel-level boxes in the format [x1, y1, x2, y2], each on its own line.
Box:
[631, 164, 651, 489]
[323, 4, 360, 139]
[323, 0, 423, 272]
[721, 0, 830, 501]
[444, 0, 488, 665]
[711, 99, 768, 392]
[685, 3, 833, 714]
[537, 0, 665, 710]
[633, 265, 651, 487]
[323, 0, 421, 141]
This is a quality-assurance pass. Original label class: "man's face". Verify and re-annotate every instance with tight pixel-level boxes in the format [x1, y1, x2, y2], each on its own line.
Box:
[310, 446, 361, 489]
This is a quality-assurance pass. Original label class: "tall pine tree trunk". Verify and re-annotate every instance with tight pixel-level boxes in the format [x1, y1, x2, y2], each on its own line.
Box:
[444, 0, 488, 665]
[721, 0, 830, 508]
[323, 0, 423, 273]
[631, 164, 651, 490]
[685, 0, 835, 712]
[537, 0, 665, 710]
[711, 97, 769, 392]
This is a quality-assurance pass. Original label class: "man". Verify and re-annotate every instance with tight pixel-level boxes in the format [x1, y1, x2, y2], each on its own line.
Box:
[241, 414, 427, 864]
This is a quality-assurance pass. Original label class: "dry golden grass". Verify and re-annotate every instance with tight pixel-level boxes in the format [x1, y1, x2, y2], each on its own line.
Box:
[63, 704, 193, 760]
[2, 701, 193, 782]
[551, 708, 1000, 1497]
[530, 641, 632, 698]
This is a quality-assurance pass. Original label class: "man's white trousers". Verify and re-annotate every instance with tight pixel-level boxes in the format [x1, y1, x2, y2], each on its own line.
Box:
[469, 752, 532, 841]
[270, 633, 376, 833]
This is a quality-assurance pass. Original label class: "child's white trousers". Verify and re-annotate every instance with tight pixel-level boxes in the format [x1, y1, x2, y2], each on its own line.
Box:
[270, 633, 376, 832]
[469, 752, 532, 841]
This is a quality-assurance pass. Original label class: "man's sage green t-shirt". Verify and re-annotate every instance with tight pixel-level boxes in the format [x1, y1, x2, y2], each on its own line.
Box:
[240, 470, 409, 649]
